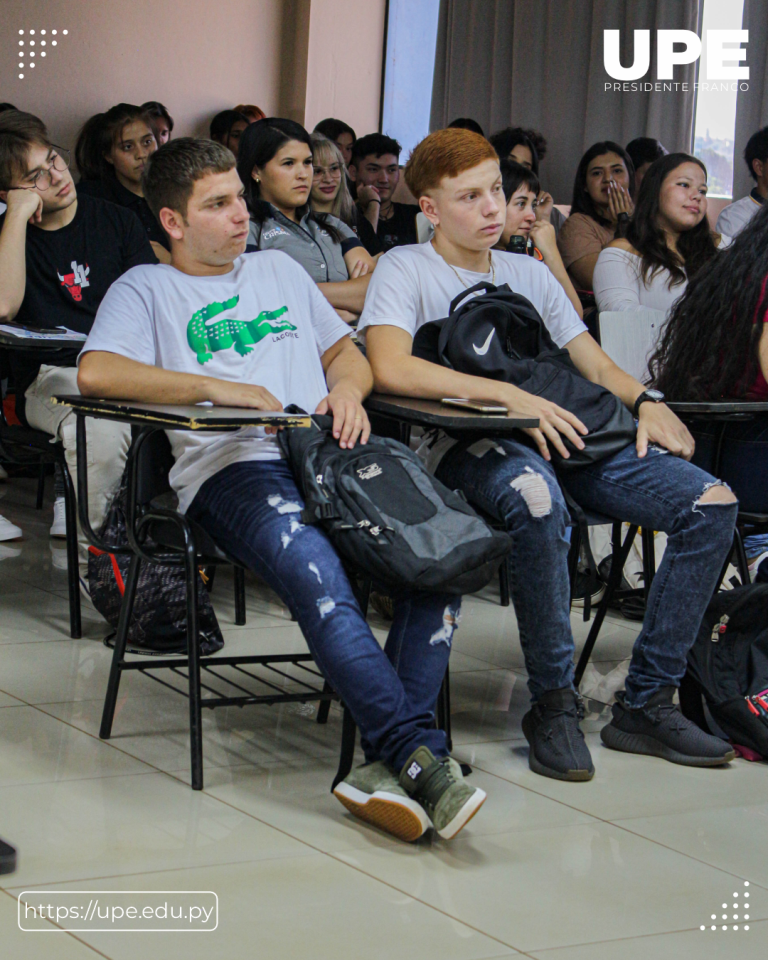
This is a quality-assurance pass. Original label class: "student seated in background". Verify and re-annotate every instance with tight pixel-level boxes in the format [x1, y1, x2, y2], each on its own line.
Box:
[237, 119, 376, 322]
[651, 203, 768, 575]
[76, 103, 169, 261]
[348, 134, 418, 253]
[210, 109, 249, 158]
[360, 127, 738, 782]
[234, 104, 265, 123]
[557, 141, 636, 291]
[313, 118, 356, 170]
[448, 118, 484, 136]
[0, 110, 155, 563]
[142, 101, 174, 146]
[495, 159, 582, 317]
[77, 137, 485, 843]
[309, 134, 380, 255]
[593, 153, 727, 317]
[717, 126, 768, 238]
[489, 126, 565, 234]
[625, 137, 667, 194]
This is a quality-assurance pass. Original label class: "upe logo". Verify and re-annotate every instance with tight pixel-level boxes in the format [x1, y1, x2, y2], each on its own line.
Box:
[604, 29, 748, 81]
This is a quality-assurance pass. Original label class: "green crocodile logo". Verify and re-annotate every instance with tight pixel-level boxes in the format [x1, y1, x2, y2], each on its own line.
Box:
[187, 295, 296, 364]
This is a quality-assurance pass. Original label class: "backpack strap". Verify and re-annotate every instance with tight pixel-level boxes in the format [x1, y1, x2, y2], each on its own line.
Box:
[447, 280, 499, 316]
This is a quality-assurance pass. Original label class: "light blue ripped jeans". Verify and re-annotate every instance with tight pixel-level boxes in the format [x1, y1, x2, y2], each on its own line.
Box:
[435, 437, 738, 708]
[188, 460, 460, 772]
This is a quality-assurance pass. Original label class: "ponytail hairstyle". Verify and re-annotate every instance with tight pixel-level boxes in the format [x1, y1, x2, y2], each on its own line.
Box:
[237, 117, 341, 241]
[649, 203, 768, 400]
[75, 103, 154, 181]
[625, 152, 718, 289]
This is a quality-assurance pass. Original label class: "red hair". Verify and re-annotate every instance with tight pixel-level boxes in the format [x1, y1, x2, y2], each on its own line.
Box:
[405, 128, 498, 198]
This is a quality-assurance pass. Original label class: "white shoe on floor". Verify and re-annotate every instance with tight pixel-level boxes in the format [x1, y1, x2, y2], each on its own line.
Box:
[0, 514, 22, 541]
[50, 497, 67, 538]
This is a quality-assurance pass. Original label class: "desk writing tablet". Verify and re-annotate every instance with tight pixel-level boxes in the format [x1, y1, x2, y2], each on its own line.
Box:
[52, 396, 312, 431]
[365, 393, 538, 432]
[667, 401, 768, 415]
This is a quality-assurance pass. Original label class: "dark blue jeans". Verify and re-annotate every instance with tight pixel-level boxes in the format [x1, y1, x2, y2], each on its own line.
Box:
[690, 416, 768, 513]
[435, 438, 738, 708]
[188, 460, 459, 772]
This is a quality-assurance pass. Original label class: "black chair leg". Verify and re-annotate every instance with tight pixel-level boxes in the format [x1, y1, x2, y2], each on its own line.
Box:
[436, 665, 453, 752]
[332, 705, 358, 791]
[574, 523, 638, 688]
[567, 525, 582, 607]
[185, 544, 204, 790]
[234, 565, 246, 625]
[36, 463, 46, 510]
[316, 680, 332, 724]
[641, 526, 657, 597]
[61, 461, 81, 639]
[99, 553, 141, 740]
[733, 527, 751, 586]
[498, 557, 510, 607]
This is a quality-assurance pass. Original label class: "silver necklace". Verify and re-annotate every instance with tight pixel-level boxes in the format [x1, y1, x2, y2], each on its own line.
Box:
[446, 252, 496, 288]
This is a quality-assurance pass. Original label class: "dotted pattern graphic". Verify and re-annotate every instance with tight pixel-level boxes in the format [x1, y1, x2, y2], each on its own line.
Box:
[701, 882, 751, 932]
[16, 28, 68, 79]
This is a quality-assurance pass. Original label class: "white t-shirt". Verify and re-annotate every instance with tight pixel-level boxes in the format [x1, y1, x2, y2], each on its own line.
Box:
[357, 241, 587, 348]
[82, 251, 350, 512]
[716, 194, 763, 238]
[593, 248, 687, 316]
[357, 242, 587, 471]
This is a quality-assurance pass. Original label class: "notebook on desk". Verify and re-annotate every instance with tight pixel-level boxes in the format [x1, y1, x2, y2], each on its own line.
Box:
[0, 324, 87, 342]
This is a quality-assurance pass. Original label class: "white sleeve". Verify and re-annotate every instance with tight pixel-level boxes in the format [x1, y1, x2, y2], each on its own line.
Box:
[593, 249, 642, 313]
[79, 270, 156, 365]
[357, 251, 421, 341]
[536, 261, 588, 348]
[716, 204, 736, 237]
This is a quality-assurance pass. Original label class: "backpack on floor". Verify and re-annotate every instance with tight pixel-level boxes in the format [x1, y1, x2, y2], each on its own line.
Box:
[679, 583, 768, 759]
[278, 407, 512, 594]
[88, 476, 224, 655]
[412, 281, 636, 471]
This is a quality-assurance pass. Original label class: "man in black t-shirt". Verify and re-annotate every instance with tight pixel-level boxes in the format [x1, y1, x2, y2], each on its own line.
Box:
[0, 110, 156, 564]
[349, 134, 418, 253]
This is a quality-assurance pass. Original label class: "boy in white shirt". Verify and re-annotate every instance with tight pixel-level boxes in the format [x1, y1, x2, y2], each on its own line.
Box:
[360, 128, 738, 781]
[77, 137, 485, 842]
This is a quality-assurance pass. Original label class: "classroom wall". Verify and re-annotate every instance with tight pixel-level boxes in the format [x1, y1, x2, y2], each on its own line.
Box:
[1, 0, 386, 155]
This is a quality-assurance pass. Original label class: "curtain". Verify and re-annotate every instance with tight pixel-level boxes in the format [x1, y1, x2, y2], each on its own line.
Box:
[430, 0, 702, 202]
[732, 0, 768, 201]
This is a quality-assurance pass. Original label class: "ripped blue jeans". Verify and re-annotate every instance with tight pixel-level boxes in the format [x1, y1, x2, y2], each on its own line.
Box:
[188, 460, 459, 771]
[435, 438, 738, 708]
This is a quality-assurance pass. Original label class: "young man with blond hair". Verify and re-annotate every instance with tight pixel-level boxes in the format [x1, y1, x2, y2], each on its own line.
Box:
[78, 137, 486, 842]
[359, 128, 739, 781]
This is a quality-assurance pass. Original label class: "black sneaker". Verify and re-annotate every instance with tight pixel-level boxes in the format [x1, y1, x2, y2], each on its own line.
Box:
[0, 837, 17, 875]
[522, 687, 595, 781]
[571, 571, 605, 609]
[601, 686, 736, 766]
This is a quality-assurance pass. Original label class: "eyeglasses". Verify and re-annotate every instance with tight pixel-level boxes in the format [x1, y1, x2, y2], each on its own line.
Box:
[313, 163, 343, 180]
[20, 147, 71, 191]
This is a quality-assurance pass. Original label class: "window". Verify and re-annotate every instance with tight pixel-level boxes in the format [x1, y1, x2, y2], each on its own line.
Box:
[692, 0, 746, 198]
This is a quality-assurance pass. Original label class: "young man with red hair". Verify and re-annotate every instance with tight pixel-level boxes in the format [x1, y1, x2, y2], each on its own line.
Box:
[359, 128, 739, 781]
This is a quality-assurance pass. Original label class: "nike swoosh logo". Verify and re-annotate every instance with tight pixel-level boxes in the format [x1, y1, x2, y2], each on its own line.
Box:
[472, 328, 496, 356]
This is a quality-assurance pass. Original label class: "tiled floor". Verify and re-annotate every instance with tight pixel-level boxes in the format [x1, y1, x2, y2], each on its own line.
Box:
[0, 478, 762, 959]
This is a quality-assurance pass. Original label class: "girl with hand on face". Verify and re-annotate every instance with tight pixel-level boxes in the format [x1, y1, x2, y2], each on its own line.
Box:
[557, 141, 636, 291]
[238, 118, 376, 323]
[495, 159, 583, 318]
[75, 103, 169, 261]
[593, 153, 727, 317]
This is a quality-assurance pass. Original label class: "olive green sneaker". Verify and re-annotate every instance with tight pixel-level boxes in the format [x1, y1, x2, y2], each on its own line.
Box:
[333, 761, 431, 842]
[399, 746, 486, 840]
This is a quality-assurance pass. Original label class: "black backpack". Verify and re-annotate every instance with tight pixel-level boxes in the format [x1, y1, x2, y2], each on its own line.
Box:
[412, 281, 636, 470]
[88, 475, 224, 656]
[277, 408, 512, 594]
[680, 584, 768, 758]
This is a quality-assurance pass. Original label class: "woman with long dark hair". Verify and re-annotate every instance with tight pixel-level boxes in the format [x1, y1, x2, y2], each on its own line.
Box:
[650, 203, 768, 567]
[557, 141, 635, 290]
[238, 118, 376, 322]
[75, 103, 168, 257]
[593, 153, 725, 316]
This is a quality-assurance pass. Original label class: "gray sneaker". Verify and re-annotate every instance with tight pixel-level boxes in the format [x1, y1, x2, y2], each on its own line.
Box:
[333, 761, 431, 842]
[399, 746, 486, 840]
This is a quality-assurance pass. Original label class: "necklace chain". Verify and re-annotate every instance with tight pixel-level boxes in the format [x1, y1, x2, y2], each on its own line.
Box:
[446, 252, 496, 288]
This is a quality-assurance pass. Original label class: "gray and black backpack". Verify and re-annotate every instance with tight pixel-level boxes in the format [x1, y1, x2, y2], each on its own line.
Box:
[278, 408, 512, 594]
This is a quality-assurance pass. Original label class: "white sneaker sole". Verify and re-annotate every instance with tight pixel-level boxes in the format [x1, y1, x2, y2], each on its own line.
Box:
[333, 783, 430, 842]
[436, 787, 487, 840]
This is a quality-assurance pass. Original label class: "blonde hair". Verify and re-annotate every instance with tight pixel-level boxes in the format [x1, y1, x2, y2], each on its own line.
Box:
[310, 133, 355, 225]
